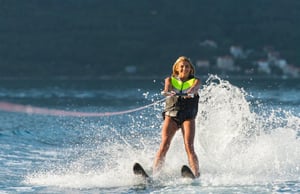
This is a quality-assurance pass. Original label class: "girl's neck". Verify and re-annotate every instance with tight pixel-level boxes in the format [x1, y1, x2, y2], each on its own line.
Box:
[177, 75, 189, 82]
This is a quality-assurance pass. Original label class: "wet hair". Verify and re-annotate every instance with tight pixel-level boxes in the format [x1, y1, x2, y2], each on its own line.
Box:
[171, 56, 195, 77]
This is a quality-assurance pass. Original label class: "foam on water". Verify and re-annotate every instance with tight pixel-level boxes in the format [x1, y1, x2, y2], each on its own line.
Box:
[24, 75, 300, 190]
[196, 75, 300, 186]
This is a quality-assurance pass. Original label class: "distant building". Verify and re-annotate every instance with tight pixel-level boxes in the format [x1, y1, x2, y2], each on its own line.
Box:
[195, 60, 210, 68]
[230, 45, 245, 58]
[275, 59, 287, 69]
[256, 59, 271, 74]
[282, 64, 300, 78]
[216, 56, 236, 71]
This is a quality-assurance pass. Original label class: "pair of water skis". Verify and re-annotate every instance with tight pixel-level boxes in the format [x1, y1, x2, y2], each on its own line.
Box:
[133, 162, 197, 181]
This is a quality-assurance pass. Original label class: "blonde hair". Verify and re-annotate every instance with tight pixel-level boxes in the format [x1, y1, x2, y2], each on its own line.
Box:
[172, 56, 195, 77]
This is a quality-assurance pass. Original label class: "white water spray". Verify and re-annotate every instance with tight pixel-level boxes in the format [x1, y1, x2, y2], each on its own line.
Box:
[196, 75, 300, 185]
[25, 75, 300, 188]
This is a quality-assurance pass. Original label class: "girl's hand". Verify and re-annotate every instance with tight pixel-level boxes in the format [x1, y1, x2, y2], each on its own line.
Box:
[161, 91, 176, 96]
[187, 87, 198, 95]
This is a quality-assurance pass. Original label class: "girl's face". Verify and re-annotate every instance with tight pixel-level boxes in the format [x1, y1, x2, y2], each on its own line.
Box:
[176, 61, 191, 79]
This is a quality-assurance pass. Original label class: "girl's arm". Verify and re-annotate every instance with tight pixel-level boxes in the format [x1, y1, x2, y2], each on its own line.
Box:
[164, 77, 172, 92]
[161, 77, 176, 96]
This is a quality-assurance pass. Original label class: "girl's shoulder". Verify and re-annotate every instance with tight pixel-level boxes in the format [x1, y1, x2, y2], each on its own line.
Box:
[165, 76, 172, 81]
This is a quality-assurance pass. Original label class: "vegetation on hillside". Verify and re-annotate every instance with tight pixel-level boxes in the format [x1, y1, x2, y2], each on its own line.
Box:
[0, 0, 299, 77]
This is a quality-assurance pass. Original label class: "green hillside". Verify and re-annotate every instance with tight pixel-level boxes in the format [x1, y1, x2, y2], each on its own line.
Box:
[0, 0, 299, 77]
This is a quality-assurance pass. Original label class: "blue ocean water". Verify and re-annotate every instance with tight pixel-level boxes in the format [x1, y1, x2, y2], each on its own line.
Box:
[0, 75, 299, 193]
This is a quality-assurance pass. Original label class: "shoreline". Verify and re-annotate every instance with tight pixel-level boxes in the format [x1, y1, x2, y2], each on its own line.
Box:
[0, 74, 299, 81]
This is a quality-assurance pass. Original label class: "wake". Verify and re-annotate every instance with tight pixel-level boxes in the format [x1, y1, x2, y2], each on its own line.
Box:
[24, 75, 300, 188]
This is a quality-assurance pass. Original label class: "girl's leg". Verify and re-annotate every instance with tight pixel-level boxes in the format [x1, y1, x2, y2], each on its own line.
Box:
[153, 116, 178, 174]
[181, 119, 200, 177]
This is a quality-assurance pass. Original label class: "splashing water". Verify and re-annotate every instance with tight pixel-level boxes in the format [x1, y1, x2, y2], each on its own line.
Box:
[196, 75, 300, 185]
[23, 75, 300, 191]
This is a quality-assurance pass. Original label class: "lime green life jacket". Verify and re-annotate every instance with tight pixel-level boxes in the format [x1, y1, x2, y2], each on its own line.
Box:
[164, 76, 199, 120]
[171, 76, 196, 93]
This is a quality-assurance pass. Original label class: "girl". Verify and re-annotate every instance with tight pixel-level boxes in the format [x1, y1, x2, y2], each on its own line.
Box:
[153, 56, 200, 177]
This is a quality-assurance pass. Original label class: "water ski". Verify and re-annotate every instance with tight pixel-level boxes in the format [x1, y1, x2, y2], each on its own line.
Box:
[133, 163, 149, 179]
[134, 163, 196, 180]
[181, 165, 196, 179]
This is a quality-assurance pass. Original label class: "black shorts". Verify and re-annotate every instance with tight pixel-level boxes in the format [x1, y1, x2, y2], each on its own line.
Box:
[162, 108, 198, 127]
[162, 95, 199, 127]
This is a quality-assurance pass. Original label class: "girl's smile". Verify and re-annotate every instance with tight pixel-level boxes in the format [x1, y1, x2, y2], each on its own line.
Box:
[177, 61, 191, 80]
